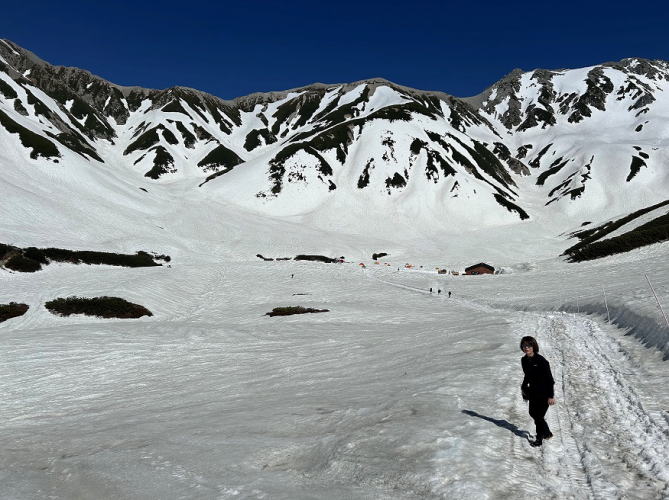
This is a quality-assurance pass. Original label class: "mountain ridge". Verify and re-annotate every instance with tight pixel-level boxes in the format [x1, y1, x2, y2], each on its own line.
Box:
[1, 38, 668, 259]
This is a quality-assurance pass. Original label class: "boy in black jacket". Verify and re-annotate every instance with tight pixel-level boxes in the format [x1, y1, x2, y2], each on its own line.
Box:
[520, 336, 556, 447]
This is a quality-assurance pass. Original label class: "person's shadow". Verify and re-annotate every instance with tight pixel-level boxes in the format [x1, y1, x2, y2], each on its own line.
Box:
[462, 409, 530, 439]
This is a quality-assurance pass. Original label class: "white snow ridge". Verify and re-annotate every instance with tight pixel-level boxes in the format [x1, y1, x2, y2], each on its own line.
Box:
[1, 39, 668, 499]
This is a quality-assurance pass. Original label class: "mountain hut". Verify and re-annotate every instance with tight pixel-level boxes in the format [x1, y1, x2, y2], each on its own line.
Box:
[464, 263, 495, 275]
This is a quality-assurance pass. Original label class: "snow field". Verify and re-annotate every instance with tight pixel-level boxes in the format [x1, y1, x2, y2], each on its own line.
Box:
[2, 243, 668, 498]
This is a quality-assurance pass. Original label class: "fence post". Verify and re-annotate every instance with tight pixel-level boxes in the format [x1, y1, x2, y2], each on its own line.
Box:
[602, 286, 610, 323]
[645, 274, 669, 328]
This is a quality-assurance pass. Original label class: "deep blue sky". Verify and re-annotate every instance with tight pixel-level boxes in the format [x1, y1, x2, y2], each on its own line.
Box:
[2, 0, 667, 100]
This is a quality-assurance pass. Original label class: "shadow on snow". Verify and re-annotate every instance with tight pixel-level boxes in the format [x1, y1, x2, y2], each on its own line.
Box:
[462, 409, 530, 439]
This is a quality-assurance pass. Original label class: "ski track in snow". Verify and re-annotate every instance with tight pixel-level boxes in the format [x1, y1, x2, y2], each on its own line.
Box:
[370, 269, 669, 499]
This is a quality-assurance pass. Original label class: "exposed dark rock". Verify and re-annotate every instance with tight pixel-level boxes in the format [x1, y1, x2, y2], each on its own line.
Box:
[567, 67, 614, 123]
[0, 109, 60, 159]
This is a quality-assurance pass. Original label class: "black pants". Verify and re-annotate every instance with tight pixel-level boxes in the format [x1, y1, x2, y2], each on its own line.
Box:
[528, 398, 551, 438]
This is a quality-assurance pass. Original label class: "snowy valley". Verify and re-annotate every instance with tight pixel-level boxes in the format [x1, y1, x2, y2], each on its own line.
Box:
[1, 38, 669, 499]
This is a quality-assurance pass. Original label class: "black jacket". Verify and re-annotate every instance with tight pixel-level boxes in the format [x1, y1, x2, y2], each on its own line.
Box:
[521, 353, 555, 400]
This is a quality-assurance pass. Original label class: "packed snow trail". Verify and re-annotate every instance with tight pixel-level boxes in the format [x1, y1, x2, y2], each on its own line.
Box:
[369, 269, 669, 498]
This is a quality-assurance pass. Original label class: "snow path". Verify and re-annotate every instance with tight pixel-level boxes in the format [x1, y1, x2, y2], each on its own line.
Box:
[370, 270, 669, 498]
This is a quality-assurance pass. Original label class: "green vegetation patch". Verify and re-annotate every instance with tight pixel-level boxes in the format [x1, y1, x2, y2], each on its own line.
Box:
[41, 248, 163, 267]
[567, 211, 669, 262]
[124, 126, 161, 155]
[626, 156, 647, 181]
[448, 135, 516, 190]
[5, 253, 43, 272]
[536, 158, 570, 186]
[562, 200, 669, 262]
[0, 302, 29, 323]
[46, 130, 102, 161]
[410, 138, 428, 155]
[306, 122, 353, 164]
[294, 254, 338, 263]
[144, 146, 176, 179]
[0, 109, 60, 159]
[265, 143, 333, 194]
[0, 243, 168, 272]
[45, 296, 153, 319]
[0, 243, 14, 259]
[385, 172, 407, 190]
[265, 306, 329, 317]
[244, 128, 277, 151]
[529, 144, 553, 168]
[411, 138, 456, 181]
[493, 194, 530, 220]
[358, 159, 374, 189]
[197, 144, 244, 172]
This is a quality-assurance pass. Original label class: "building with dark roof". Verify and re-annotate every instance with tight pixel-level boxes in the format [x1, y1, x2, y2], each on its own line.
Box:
[464, 262, 495, 275]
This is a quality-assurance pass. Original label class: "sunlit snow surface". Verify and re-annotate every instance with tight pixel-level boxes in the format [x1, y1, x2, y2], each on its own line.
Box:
[2, 239, 668, 499]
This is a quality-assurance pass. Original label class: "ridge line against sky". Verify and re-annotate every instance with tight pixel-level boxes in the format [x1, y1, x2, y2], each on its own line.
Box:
[1, 0, 668, 101]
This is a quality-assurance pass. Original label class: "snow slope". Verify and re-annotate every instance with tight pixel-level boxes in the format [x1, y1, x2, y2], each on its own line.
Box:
[1, 228, 668, 498]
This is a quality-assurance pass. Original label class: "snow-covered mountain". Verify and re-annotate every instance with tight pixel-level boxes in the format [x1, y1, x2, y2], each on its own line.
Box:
[1, 38, 668, 257]
[2, 40, 669, 499]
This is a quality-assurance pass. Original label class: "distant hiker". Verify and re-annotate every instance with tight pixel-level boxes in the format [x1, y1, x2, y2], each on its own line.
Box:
[448, 291, 451, 298]
[291, 274, 294, 279]
[438, 289, 441, 294]
[520, 336, 556, 447]
[429, 287, 433, 293]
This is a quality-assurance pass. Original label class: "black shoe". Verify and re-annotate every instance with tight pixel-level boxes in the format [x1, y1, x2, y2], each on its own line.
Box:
[543, 431, 553, 440]
[530, 439, 543, 447]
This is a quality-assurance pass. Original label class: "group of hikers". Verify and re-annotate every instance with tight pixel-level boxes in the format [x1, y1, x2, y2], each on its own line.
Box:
[429, 288, 452, 298]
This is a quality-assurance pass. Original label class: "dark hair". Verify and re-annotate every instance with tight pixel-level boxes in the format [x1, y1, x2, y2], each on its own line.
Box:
[520, 336, 539, 353]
